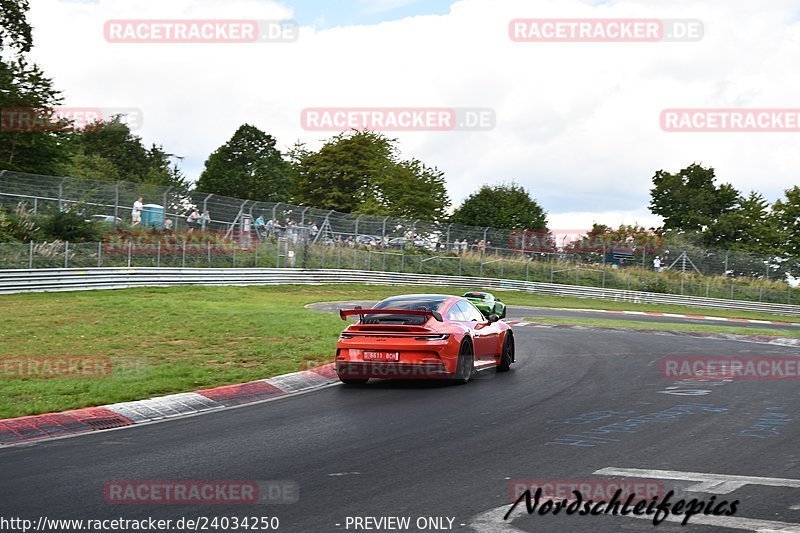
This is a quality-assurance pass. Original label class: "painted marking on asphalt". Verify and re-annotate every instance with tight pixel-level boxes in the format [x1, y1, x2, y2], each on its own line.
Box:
[594, 467, 800, 494]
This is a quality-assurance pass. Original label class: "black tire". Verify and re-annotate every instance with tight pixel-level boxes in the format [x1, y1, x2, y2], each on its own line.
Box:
[498, 333, 514, 372]
[453, 340, 474, 384]
[339, 378, 369, 385]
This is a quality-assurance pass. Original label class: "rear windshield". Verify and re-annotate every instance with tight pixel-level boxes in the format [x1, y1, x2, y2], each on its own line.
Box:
[464, 292, 487, 299]
[366, 297, 449, 325]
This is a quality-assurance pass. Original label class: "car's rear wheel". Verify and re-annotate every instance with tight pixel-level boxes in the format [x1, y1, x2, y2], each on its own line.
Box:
[453, 340, 474, 384]
[339, 378, 369, 385]
[498, 333, 514, 372]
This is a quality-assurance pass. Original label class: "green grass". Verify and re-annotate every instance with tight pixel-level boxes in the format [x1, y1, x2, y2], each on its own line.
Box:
[2, 283, 799, 419]
[522, 316, 800, 339]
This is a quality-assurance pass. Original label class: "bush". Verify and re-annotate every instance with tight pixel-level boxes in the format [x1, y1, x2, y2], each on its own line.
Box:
[0, 203, 40, 242]
[39, 210, 101, 243]
[639, 275, 668, 293]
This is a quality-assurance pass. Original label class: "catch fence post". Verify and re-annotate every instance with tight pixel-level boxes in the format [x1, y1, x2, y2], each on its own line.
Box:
[114, 182, 121, 230]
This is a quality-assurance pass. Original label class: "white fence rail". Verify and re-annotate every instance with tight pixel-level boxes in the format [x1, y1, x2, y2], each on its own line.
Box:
[2, 267, 800, 316]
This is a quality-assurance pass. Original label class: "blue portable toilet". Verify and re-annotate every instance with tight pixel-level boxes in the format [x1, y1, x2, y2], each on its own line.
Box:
[141, 204, 165, 228]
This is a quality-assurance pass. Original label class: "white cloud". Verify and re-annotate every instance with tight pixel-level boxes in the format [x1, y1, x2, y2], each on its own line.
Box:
[25, 0, 800, 228]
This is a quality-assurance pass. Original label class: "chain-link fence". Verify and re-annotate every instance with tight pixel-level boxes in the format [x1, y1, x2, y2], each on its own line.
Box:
[0, 239, 797, 305]
[1, 170, 798, 291]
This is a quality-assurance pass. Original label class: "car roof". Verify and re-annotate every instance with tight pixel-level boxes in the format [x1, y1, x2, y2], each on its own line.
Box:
[463, 292, 490, 298]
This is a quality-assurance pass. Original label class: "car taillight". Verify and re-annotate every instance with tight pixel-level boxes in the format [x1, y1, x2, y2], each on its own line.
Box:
[339, 333, 354, 339]
[414, 334, 450, 341]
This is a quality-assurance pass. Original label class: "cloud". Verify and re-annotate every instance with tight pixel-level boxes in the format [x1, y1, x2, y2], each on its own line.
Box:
[25, 0, 800, 229]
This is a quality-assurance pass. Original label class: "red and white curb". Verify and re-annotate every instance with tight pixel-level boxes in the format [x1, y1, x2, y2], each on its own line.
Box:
[526, 307, 800, 327]
[0, 364, 339, 446]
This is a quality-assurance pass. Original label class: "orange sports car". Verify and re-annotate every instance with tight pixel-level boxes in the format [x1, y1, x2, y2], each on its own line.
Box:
[335, 294, 515, 385]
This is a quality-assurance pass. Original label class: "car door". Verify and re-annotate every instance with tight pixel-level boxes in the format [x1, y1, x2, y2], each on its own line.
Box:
[457, 300, 498, 360]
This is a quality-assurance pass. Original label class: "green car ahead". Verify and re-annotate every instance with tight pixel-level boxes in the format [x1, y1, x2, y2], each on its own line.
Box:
[462, 291, 506, 319]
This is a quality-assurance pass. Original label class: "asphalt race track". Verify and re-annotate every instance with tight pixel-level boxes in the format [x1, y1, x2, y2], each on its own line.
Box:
[1, 307, 799, 532]
[308, 300, 800, 332]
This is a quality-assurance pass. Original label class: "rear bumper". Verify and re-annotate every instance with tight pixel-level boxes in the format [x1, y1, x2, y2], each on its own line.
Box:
[336, 361, 450, 379]
[335, 333, 460, 380]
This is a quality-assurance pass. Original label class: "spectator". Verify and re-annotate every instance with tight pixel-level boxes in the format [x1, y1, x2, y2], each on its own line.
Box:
[132, 197, 143, 226]
[255, 214, 266, 235]
[653, 256, 662, 272]
[202, 210, 211, 230]
[186, 208, 201, 233]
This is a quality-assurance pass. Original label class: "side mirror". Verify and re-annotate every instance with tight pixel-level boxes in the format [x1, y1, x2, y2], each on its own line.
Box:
[487, 314, 500, 323]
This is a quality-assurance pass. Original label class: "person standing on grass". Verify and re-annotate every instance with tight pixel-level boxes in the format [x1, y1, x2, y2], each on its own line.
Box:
[653, 256, 662, 272]
[132, 197, 143, 226]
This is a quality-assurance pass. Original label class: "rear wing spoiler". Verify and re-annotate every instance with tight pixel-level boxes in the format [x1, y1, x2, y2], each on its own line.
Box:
[339, 308, 443, 322]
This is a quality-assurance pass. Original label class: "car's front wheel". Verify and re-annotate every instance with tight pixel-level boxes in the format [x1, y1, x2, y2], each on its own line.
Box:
[453, 340, 474, 384]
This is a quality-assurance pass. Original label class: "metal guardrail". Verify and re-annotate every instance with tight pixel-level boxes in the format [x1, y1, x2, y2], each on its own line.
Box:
[2, 268, 800, 317]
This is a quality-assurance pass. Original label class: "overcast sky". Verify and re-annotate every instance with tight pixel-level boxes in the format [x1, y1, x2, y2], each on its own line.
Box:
[25, 0, 800, 230]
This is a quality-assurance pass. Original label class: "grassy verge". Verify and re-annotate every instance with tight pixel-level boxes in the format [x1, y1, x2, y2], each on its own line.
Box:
[522, 316, 800, 339]
[2, 283, 799, 419]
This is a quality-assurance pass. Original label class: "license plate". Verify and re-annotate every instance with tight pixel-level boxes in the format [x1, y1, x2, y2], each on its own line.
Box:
[362, 351, 400, 361]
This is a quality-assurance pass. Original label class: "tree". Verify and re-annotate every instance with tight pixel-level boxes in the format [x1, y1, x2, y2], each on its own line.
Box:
[291, 131, 393, 213]
[649, 163, 739, 232]
[62, 119, 188, 193]
[704, 191, 780, 253]
[356, 158, 450, 221]
[450, 182, 547, 230]
[291, 131, 450, 221]
[196, 124, 290, 202]
[772, 186, 800, 257]
[0, 0, 68, 175]
[0, 0, 33, 53]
